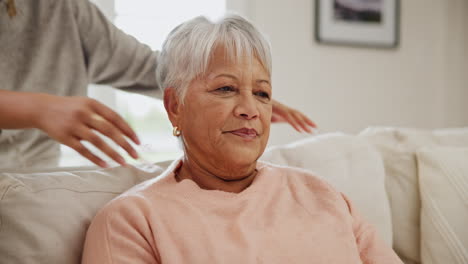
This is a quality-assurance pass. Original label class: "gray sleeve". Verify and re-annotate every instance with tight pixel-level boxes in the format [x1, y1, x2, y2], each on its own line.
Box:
[73, 0, 162, 99]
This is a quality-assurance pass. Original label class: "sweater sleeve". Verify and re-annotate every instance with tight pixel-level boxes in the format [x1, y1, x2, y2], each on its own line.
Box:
[341, 193, 403, 264]
[72, 0, 162, 99]
[81, 197, 160, 264]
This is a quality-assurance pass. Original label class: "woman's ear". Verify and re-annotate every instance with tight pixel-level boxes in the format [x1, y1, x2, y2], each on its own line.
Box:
[163, 87, 181, 127]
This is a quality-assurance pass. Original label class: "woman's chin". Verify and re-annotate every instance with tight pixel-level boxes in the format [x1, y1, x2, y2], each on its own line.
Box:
[217, 146, 262, 168]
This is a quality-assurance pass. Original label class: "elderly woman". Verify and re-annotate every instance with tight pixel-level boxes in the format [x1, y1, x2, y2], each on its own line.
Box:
[81, 15, 402, 264]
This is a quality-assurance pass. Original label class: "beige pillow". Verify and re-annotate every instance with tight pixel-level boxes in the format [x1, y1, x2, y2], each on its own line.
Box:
[360, 127, 468, 263]
[0, 162, 170, 264]
[417, 147, 468, 264]
[261, 133, 393, 246]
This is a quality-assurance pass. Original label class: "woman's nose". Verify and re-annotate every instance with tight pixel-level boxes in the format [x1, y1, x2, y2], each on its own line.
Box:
[234, 94, 259, 120]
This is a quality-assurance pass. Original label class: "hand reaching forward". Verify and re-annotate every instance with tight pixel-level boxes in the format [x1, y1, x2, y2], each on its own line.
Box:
[271, 99, 317, 133]
[34, 95, 140, 168]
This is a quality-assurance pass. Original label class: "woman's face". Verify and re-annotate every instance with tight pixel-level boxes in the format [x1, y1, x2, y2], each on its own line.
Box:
[168, 47, 272, 177]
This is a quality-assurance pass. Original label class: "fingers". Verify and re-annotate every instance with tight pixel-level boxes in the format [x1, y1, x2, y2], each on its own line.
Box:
[87, 114, 139, 160]
[69, 138, 108, 168]
[271, 99, 317, 133]
[42, 97, 140, 167]
[91, 101, 140, 145]
[303, 115, 317, 128]
[271, 112, 286, 123]
[283, 112, 303, 133]
[292, 111, 314, 133]
[75, 126, 128, 167]
[278, 111, 316, 133]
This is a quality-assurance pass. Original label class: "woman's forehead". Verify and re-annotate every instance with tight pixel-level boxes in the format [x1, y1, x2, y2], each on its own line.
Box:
[209, 45, 266, 67]
[204, 62, 270, 83]
[204, 49, 269, 77]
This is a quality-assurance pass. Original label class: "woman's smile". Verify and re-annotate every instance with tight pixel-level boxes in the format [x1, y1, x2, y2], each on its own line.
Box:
[224, 128, 258, 141]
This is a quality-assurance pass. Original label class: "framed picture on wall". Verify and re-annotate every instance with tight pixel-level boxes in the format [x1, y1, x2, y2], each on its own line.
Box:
[315, 0, 400, 48]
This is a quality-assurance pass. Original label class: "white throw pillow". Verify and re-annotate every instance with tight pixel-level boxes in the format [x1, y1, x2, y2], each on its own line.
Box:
[417, 147, 468, 264]
[360, 127, 468, 264]
[0, 162, 170, 264]
[260, 133, 393, 246]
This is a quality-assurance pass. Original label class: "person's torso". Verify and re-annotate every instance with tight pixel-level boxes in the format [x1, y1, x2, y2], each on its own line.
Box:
[0, 0, 89, 169]
[0, 0, 89, 96]
[145, 166, 363, 264]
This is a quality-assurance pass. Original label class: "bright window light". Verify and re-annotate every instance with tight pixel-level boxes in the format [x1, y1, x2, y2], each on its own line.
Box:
[115, 0, 225, 50]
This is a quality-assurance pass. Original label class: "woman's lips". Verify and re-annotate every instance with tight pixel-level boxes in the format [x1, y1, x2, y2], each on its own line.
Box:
[227, 128, 258, 140]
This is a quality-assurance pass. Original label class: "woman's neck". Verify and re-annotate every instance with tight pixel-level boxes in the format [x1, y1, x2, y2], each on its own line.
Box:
[176, 157, 257, 193]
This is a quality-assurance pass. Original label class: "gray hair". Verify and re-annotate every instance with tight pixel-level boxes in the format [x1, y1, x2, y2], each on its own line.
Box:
[156, 14, 272, 102]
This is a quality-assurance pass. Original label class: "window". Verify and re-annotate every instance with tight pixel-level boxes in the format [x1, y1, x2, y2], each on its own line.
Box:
[114, 0, 225, 49]
[60, 0, 227, 167]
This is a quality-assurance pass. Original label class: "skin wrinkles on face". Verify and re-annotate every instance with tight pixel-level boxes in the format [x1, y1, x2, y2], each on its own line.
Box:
[207, 72, 271, 87]
[168, 47, 272, 193]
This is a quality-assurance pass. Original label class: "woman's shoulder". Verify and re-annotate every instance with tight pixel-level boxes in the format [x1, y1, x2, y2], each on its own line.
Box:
[259, 162, 352, 217]
[259, 161, 346, 203]
[94, 169, 182, 220]
[95, 180, 160, 218]
[260, 161, 336, 190]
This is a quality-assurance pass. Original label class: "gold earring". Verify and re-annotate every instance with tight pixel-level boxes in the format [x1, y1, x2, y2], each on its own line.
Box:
[173, 126, 181, 137]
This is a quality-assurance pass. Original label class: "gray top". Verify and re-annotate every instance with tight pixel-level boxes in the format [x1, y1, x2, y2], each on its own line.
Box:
[0, 0, 161, 169]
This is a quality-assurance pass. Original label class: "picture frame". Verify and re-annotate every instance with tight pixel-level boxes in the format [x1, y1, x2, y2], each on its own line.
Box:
[315, 0, 400, 48]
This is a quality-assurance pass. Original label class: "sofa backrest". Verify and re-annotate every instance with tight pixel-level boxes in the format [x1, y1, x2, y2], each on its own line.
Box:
[360, 127, 468, 264]
[0, 133, 392, 263]
[0, 162, 171, 263]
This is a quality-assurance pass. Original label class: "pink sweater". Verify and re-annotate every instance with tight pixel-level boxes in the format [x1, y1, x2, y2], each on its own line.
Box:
[81, 160, 402, 264]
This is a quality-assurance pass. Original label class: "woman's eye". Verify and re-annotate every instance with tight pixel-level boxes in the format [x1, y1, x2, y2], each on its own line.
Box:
[255, 91, 270, 99]
[216, 86, 235, 93]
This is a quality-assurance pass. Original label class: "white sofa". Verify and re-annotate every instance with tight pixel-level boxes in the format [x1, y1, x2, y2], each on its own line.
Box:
[1, 127, 467, 264]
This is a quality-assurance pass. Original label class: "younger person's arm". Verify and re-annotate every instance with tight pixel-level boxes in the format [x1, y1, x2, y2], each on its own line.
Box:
[0, 90, 139, 167]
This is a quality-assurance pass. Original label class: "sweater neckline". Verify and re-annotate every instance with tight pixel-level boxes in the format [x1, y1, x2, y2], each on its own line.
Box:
[159, 158, 272, 204]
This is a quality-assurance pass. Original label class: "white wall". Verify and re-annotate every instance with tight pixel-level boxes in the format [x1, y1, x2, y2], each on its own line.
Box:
[93, 0, 468, 147]
[442, 0, 468, 127]
[233, 0, 468, 146]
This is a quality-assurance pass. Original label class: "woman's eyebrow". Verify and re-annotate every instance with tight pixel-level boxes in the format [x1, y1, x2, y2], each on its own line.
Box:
[212, 73, 270, 86]
[214, 73, 238, 80]
[257, 79, 270, 85]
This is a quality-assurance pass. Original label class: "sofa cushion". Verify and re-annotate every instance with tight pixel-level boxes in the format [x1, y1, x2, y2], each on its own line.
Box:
[417, 147, 468, 264]
[260, 133, 393, 246]
[360, 127, 468, 263]
[0, 162, 170, 264]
